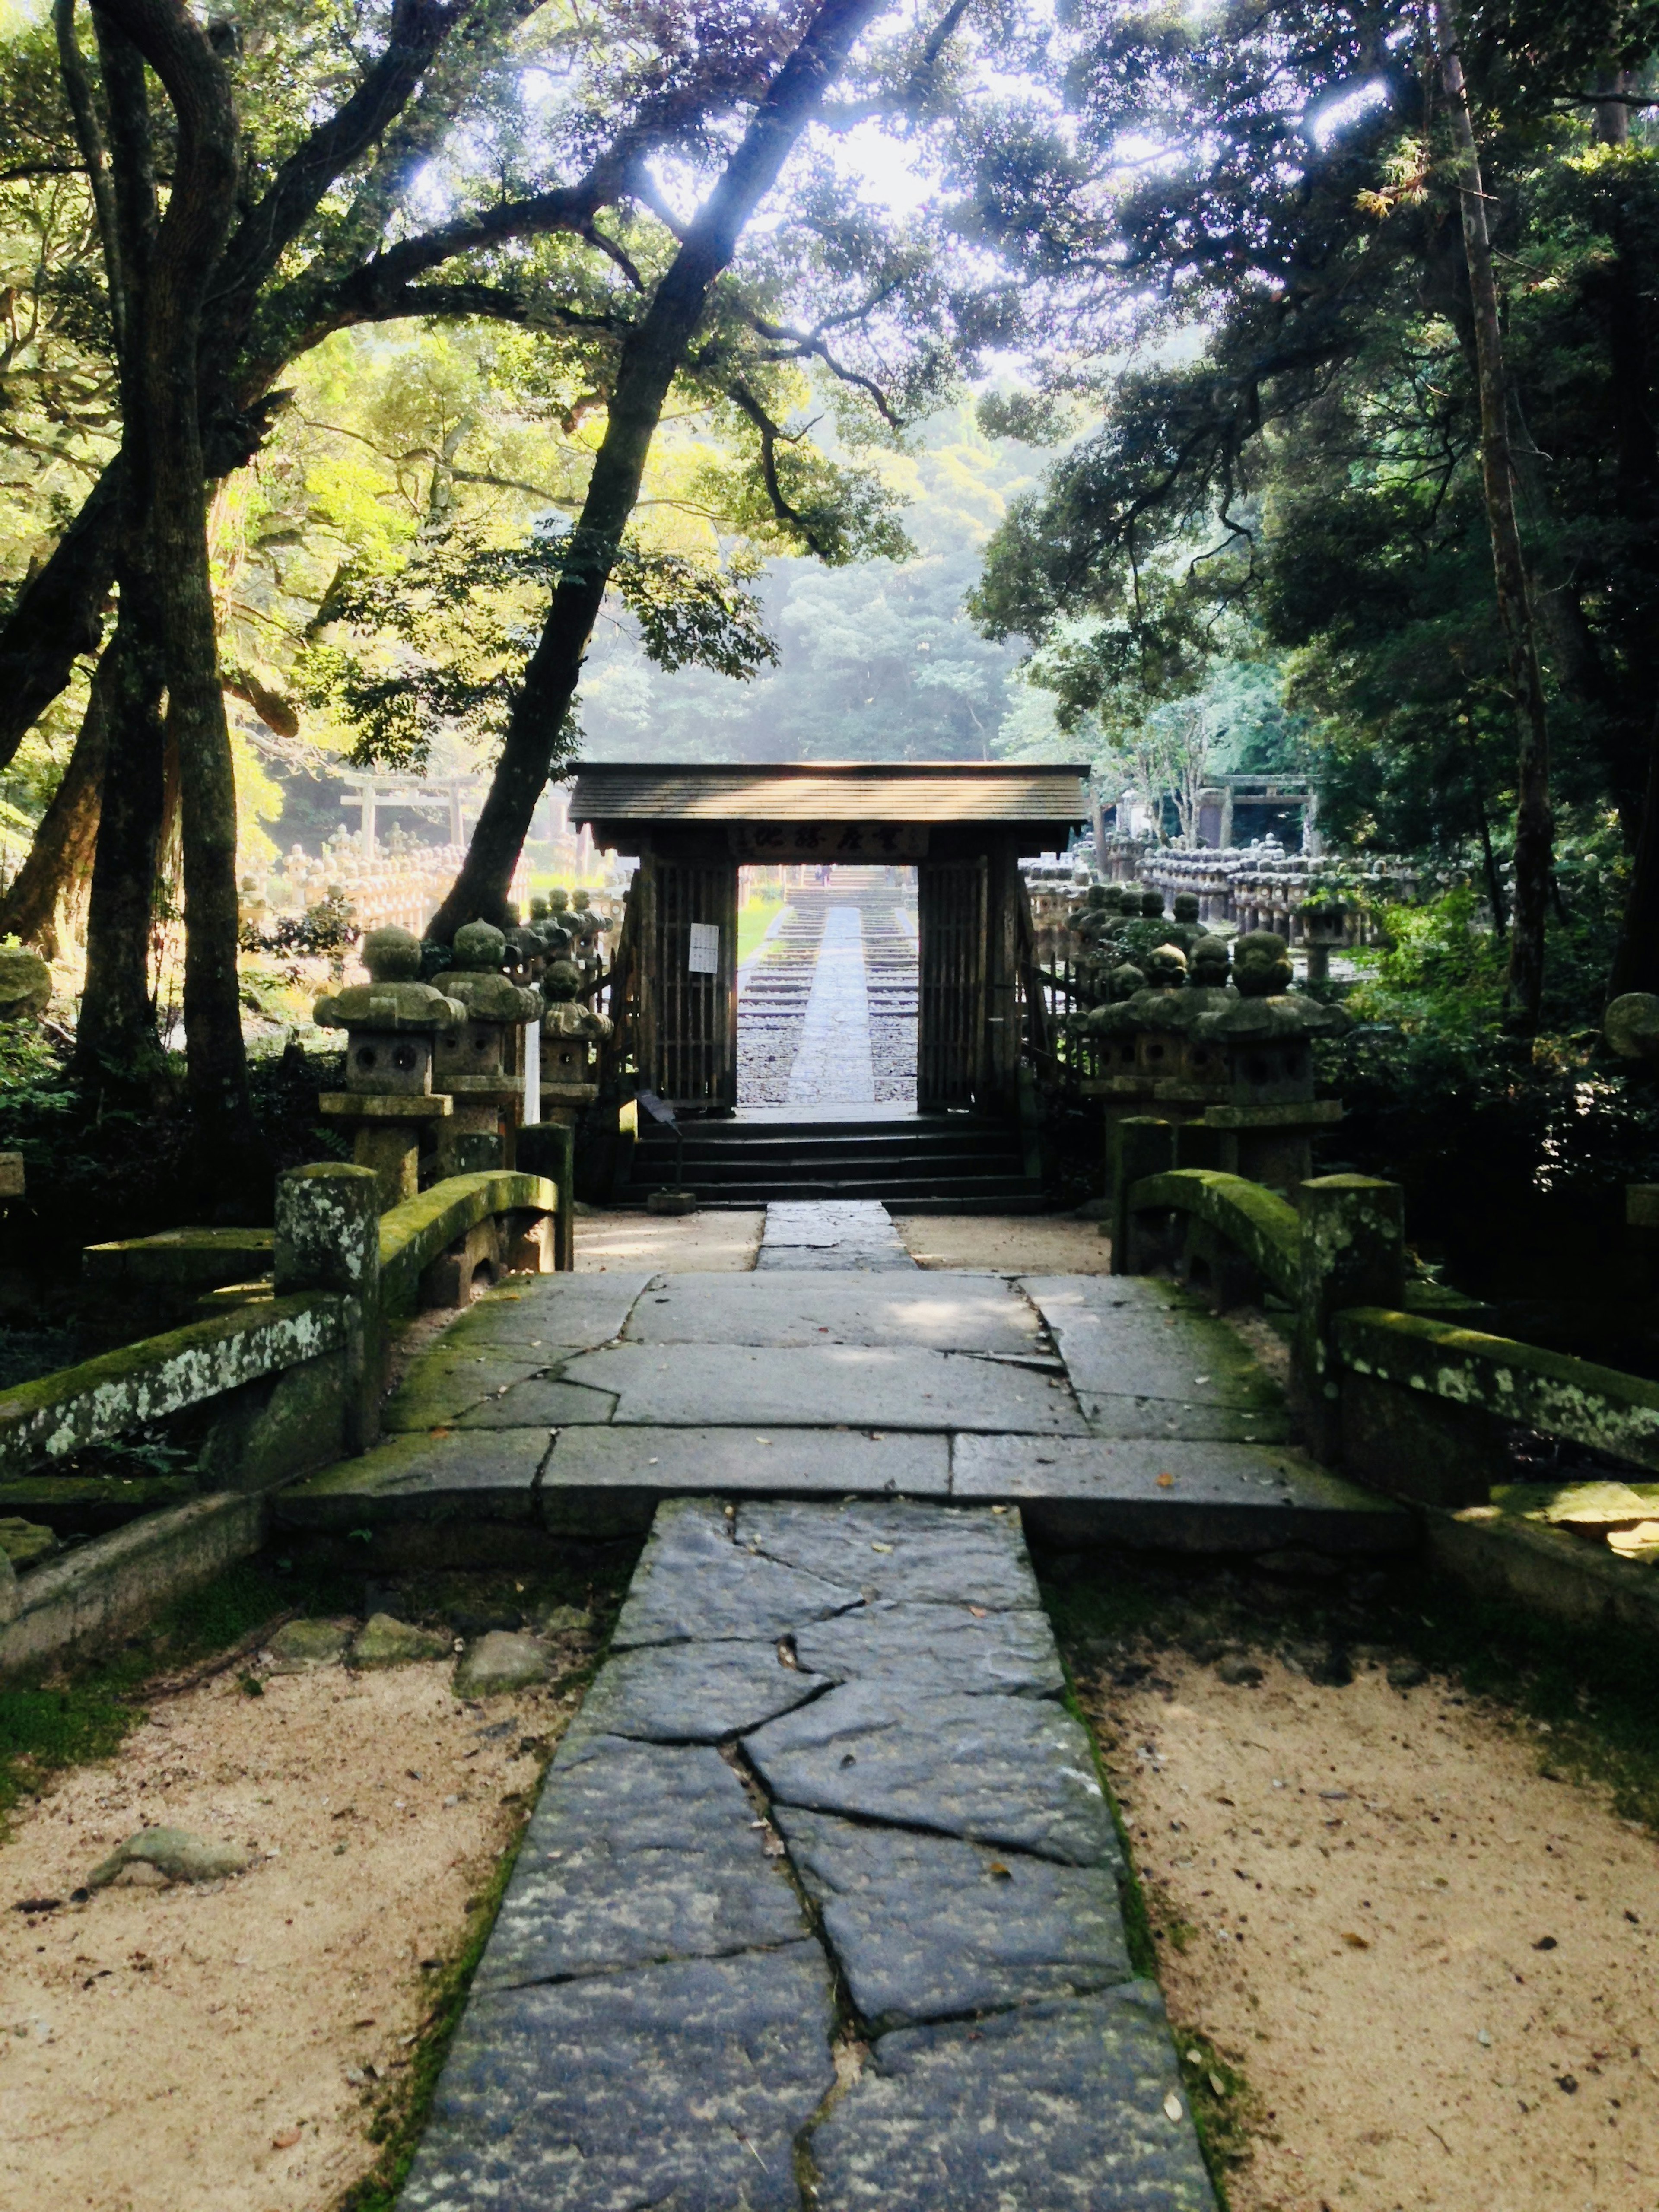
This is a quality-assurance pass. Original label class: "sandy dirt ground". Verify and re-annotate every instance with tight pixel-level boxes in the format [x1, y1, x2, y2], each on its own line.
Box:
[573, 1208, 1111, 1276]
[0, 1648, 579, 2212]
[1081, 1651, 1659, 2212]
[897, 1211, 1112, 1273]
[575, 1209, 763, 1272]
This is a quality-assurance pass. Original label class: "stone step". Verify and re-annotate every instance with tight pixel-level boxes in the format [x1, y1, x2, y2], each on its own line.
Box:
[276, 1421, 1408, 1553]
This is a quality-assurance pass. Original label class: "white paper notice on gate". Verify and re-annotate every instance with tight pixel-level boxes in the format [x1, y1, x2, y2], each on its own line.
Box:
[687, 922, 720, 974]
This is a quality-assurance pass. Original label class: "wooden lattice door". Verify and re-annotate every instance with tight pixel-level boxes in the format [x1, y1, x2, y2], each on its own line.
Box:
[637, 857, 738, 1109]
[917, 856, 988, 1109]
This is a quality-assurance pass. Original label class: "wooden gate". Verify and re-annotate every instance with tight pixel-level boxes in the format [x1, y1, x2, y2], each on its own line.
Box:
[917, 856, 988, 1109]
[637, 857, 738, 1109]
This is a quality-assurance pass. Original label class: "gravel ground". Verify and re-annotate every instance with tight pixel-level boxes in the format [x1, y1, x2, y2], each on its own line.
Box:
[1072, 1630, 1659, 2211]
[0, 1635, 595, 2212]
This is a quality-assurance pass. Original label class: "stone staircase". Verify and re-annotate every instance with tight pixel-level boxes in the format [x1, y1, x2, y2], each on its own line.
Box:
[624, 1112, 1045, 1212]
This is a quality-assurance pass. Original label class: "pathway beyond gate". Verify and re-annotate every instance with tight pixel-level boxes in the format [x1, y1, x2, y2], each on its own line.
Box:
[277, 1205, 1411, 2209]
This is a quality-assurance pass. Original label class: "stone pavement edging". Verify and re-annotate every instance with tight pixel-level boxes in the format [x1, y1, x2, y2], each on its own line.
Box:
[398, 1495, 1217, 2211]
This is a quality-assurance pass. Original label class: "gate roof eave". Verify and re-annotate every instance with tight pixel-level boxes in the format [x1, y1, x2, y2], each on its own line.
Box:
[567, 761, 1091, 852]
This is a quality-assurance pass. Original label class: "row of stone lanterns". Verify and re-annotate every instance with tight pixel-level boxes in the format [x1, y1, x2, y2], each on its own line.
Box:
[313, 903, 612, 1208]
[1059, 890, 1351, 1195]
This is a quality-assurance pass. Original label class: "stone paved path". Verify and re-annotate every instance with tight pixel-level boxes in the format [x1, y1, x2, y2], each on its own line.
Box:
[787, 906, 874, 1106]
[738, 880, 918, 1108]
[398, 1496, 1218, 2212]
[276, 1214, 1417, 2207]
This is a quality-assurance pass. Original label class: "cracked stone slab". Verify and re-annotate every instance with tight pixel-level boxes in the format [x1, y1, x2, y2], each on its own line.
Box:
[952, 1435, 1415, 1553]
[1022, 1274, 1285, 1413]
[273, 1429, 548, 1528]
[401, 1940, 835, 2212]
[624, 1272, 1040, 1354]
[454, 1376, 618, 1429]
[381, 1350, 553, 1432]
[559, 1343, 1089, 1433]
[747, 1681, 1116, 1866]
[792, 1599, 1063, 1698]
[808, 1984, 1217, 2212]
[1078, 1393, 1293, 1443]
[612, 1497, 859, 1649]
[542, 1425, 950, 1499]
[736, 1498, 1042, 1611]
[439, 1272, 653, 1353]
[577, 1640, 832, 1743]
[776, 1807, 1128, 2031]
[478, 1735, 807, 1991]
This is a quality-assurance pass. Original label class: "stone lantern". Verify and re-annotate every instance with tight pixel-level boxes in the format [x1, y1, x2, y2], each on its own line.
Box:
[434, 920, 543, 1173]
[540, 957, 613, 1116]
[1298, 895, 1348, 986]
[314, 926, 464, 1208]
[1079, 927, 1349, 1195]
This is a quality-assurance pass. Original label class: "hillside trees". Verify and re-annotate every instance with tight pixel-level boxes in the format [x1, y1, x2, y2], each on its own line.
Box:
[0, 0, 1015, 1171]
[969, 0, 1659, 1027]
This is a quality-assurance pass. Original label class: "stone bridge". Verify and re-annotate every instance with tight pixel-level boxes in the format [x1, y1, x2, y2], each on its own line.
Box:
[6, 1156, 1659, 2205]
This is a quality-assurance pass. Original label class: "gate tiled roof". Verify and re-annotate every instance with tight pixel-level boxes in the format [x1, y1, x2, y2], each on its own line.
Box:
[567, 761, 1090, 826]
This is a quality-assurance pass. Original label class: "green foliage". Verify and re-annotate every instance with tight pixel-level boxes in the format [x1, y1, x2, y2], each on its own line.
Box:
[1345, 887, 1509, 1030]
[295, 522, 776, 772]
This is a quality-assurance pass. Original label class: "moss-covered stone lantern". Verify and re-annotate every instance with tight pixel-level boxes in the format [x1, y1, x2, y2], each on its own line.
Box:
[1078, 926, 1350, 1195]
[539, 956, 613, 1117]
[314, 925, 464, 1208]
[434, 920, 543, 1173]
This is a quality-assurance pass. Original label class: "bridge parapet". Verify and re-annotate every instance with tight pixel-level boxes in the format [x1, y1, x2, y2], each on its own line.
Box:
[1119, 1133, 1659, 1522]
[0, 1163, 561, 1671]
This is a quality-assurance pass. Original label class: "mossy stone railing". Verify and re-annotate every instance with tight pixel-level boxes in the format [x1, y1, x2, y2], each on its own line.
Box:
[1115, 1115, 1659, 1505]
[0, 1165, 559, 1490]
[1123, 1166, 1300, 1300]
[1336, 1307, 1659, 1476]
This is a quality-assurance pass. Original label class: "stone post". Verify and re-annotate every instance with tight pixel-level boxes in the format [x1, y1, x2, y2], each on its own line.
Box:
[274, 1163, 382, 1452]
[518, 1122, 576, 1272]
[1109, 1116, 1176, 1276]
[1293, 1174, 1404, 1462]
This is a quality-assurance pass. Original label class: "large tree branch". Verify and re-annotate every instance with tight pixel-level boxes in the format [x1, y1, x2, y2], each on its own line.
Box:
[429, 0, 886, 939]
[208, 0, 464, 346]
[53, 0, 124, 350]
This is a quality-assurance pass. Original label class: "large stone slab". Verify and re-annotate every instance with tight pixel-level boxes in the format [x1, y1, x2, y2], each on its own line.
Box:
[274, 1428, 548, 1527]
[737, 1498, 1043, 1611]
[402, 1942, 835, 2212]
[952, 1434, 1416, 1552]
[440, 1272, 654, 1352]
[559, 1343, 1090, 1433]
[792, 1599, 1063, 1698]
[455, 1375, 618, 1429]
[381, 1349, 553, 1431]
[747, 1682, 1116, 1867]
[612, 1497, 860, 1649]
[808, 1985, 1217, 2212]
[541, 1425, 950, 1500]
[624, 1271, 1040, 1353]
[577, 1640, 832, 1743]
[777, 1808, 1129, 2031]
[758, 1200, 915, 1273]
[479, 1735, 807, 1990]
[1023, 1274, 1285, 1415]
[1078, 1393, 1293, 1443]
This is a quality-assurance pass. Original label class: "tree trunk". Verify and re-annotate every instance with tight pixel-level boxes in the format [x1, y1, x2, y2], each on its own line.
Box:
[1434, 0, 1553, 1031]
[427, 0, 885, 940]
[0, 649, 114, 958]
[96, 0, 256, 1167]
[76, 616, 168, 1078]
